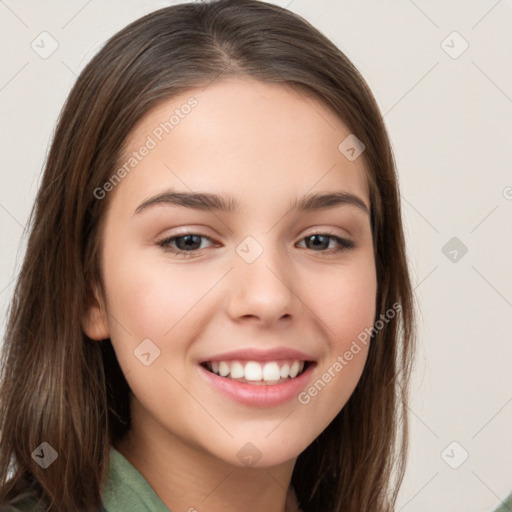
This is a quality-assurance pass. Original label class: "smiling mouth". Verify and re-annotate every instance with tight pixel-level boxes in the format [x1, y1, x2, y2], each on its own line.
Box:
[200, 359, 313, 385]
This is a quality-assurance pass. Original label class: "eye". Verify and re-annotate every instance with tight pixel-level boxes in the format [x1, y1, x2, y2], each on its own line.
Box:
[298, 232, 355, 254]
[156, 232, 216, 258]
[155, 231, 355, 258]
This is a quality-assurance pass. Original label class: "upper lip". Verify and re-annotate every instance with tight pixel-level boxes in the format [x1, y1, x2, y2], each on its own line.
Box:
[198, 347, 317, 364]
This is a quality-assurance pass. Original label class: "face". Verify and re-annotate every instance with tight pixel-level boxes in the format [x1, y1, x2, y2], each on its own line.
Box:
[83, 76, 377, 468]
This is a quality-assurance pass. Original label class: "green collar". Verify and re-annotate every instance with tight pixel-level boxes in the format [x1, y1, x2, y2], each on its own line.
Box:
[102, 447, 170, 511]
[102, 447, 302, 511]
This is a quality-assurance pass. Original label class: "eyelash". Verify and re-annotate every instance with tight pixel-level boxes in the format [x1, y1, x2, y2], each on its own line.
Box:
[155, 231, 355, 258]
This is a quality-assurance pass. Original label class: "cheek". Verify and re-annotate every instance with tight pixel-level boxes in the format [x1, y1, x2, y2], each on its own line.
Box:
[104, 249, 209, 339]
[318, 258, 377, 344]
[309, 259, 376, 405]
[101, 251, 209, 399]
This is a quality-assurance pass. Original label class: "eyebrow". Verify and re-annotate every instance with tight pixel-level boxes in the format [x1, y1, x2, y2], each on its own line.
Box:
[134, 190, 369, 216]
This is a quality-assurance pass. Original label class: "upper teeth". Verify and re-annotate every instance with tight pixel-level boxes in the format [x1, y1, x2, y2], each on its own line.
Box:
[207, 360, 305, 381]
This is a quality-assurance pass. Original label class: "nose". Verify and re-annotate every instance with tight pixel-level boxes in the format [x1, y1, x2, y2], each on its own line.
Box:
[225, 240, 299, 325]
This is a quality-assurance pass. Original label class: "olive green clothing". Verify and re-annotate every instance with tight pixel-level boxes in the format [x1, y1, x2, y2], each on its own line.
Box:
[8, 447, 512, 511]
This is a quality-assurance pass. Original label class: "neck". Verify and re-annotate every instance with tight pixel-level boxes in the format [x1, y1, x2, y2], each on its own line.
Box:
[114, 402, 299, 512]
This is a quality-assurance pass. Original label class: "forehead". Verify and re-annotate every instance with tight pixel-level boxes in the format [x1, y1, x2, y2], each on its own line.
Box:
[111, 77, 370, 215]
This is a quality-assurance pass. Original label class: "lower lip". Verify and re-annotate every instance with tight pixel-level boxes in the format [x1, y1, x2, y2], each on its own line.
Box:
[198, 362, 316, 407]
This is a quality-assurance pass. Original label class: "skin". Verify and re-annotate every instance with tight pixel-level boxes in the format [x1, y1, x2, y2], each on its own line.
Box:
[83, 76, 377, 512]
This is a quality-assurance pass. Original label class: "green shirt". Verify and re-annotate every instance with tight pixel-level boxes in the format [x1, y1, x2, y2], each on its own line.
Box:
[10, 447, 169, 512]
[493, 494, 512, 512]
[9, 446, 512, 511]
[101, 447, 169, 511]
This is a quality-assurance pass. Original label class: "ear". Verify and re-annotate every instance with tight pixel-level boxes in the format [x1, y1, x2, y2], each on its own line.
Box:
[82, 282, 110, 340]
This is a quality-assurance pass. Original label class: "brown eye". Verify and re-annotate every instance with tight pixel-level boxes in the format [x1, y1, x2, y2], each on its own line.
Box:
[298, 233, 355, 254]
[156, 231, 355, 259]
[156, 233, 215, 258]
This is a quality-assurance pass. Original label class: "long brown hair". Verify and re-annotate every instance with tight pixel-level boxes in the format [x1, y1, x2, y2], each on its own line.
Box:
[0, 1, 416, 510]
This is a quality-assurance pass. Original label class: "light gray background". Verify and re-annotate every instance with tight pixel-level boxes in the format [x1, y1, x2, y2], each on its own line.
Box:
[1, 1, 511, 511]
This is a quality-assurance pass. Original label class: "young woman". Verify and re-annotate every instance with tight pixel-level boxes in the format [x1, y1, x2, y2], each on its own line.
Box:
[0, 1, 418, 511]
